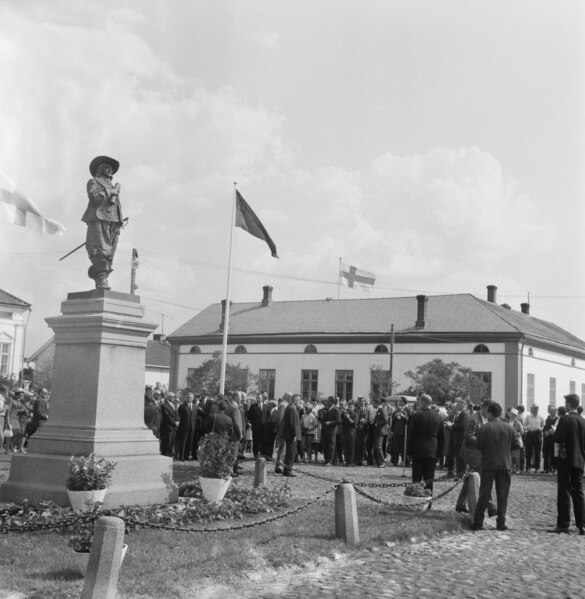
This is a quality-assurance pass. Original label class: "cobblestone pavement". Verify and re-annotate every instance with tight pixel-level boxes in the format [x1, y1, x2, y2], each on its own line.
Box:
[183, 459, 585, 599]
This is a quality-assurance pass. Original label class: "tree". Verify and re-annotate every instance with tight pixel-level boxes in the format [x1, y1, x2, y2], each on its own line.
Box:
[402, 358, 489, 405]
[370, 365, 398, 400]
[186, 351, 254, 396]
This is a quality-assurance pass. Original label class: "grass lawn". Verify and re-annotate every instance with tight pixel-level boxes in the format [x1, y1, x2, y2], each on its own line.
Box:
[0, 495, 464, 599]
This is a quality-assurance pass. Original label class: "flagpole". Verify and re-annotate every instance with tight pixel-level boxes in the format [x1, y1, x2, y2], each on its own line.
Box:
[337, 257, 342, 300]
[219, 182, 238, 396]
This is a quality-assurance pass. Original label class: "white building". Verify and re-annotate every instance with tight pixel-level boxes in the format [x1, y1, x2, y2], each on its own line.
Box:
[0, 289, 31, 381]
[168, 285, 585, 411]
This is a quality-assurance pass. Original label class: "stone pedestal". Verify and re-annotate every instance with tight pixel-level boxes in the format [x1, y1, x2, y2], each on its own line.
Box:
[0, 290, 178, 507]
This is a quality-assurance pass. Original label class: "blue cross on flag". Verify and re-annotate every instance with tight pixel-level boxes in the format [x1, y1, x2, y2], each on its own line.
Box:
[340, 262, 376, 291]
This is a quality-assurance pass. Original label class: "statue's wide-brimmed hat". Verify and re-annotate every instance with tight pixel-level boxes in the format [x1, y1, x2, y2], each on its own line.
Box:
[89, 155, 119, 177]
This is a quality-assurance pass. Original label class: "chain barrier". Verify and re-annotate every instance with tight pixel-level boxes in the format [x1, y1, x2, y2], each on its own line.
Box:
[296, 467, 463, 489]
[353, 486, 431, 513]
[0, 510, 97, 534]
[122, 484, 338, 534]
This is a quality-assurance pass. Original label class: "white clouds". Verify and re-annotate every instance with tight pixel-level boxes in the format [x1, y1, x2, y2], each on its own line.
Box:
[0, 2, 576, 354]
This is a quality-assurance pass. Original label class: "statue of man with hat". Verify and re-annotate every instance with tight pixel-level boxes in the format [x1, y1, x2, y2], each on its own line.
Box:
[81, 156, 124, 290]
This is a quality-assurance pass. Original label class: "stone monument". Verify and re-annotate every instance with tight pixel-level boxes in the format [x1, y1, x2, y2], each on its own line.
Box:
[0, 157, 177, 507]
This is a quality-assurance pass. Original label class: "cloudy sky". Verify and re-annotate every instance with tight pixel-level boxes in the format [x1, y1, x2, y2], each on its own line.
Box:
[1, 0, 584, 355]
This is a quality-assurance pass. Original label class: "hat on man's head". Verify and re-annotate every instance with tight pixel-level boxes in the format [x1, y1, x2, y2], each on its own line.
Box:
[510, 408, 518, 416]
[12, 387, 24, 394]
[419, 394, 432, 405]
[89, 155, 119, 177]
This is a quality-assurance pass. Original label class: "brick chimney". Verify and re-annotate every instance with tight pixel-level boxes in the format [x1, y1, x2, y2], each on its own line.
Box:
[219, 299, 233, 330]
[416, 295, 428, 328]
[487, 285, 497, 303]
[261, 285, 273, 307]
[521, 302, 530, 315]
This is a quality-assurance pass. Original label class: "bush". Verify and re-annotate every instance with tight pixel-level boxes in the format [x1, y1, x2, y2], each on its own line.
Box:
[66, 453, 117, 491]
[198, 433, 237, 479]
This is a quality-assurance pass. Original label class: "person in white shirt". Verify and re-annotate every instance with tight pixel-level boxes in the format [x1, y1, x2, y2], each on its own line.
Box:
[524, 405, 545, 473]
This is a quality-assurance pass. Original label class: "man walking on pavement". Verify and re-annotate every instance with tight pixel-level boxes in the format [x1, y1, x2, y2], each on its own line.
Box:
[281, 393, 302, 477]
[471, 401, 521, 531]
[548, 393, 585, 534]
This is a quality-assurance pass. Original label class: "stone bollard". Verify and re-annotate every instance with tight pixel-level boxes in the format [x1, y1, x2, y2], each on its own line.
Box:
[254, 457, 267, 488]
[335, 483, 359, 546]
[467, 471, 481, 514]
[81, 516, 125, 599]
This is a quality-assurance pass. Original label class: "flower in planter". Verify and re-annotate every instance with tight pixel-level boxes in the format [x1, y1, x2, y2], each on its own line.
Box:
[403, 482, 432, 497]
[198, 433, 237, 479]
[66, 454, 117, 491]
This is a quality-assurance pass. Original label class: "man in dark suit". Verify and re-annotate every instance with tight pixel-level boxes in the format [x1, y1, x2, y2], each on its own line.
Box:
[247, 394, 264, 458]
[176, 393, 196, 461]
[159, 392, 179, 458]
[407, 394, 444, 494]
[204, 400, 234, 438]
[320, 396, 341, 467]
[281, 393, 302, 477]
[550, 393, 585, 534]
[451, 399, 470, 477]
[471, 401, 521, 531]
[27, 387, 49, 439]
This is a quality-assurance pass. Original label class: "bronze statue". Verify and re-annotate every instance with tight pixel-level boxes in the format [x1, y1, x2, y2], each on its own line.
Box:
[81, 156, 123, 290]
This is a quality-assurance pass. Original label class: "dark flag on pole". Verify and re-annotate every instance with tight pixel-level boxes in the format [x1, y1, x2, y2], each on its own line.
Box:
[235, 190, 279, 258]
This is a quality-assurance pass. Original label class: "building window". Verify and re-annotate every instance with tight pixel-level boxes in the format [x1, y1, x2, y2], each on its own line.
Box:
[0, 343, 10, 376]
[570, 381, 576, 394]
[301, 370, 318, 401]
[304, 344, 317, 353]
[234, 345, 247, 354]
[527, 374, 535, 404]
[374, 344, 388, 353]
[528, 348, 534, 357]
[473, 344, 490, 353]
[187, 368, 196, 384]
[259, 369, 276, 400]
[471, 371, 492, 402]
[189, 346, 201, 354]
[370, 368, 391, 399]
[571, 358, 576, 367]
[549, 378, 556, 408]
[335, 370, 353, 401]
[582, 384, 585, 403]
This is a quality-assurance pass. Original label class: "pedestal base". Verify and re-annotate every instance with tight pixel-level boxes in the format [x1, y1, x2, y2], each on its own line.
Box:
[0, 453, 177, 507]
[0, 290, 178, 508]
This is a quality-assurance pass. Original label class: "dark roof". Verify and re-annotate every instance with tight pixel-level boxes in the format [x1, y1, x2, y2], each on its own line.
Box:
[168, 293, 585, 353]
[0, 289, 31, 309]
[146, 339, 171, 368]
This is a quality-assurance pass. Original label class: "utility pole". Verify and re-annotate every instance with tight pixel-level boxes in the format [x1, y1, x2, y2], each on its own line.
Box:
[389, 323, 394, 395]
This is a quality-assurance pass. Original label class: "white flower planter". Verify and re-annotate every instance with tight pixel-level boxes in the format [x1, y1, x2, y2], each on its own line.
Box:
[199, 476, 232, 503]
[74, 544, 128, 577]
[401, 494, 431, 508]
[67, 489, 107, 511]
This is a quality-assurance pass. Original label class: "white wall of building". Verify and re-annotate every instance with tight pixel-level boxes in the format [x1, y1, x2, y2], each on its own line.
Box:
[521, 344, 585, 411]
[173, 340, 509, 401]
[0, 308, 28, 380]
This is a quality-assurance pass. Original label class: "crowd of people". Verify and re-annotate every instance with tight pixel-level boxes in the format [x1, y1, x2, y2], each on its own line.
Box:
[0, 385, 50, 454]
[142, 384, 585, 534]
[1, 379, 583, 534]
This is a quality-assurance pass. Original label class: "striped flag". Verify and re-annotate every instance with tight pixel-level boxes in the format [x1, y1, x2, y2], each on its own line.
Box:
[235, 190, 278, 258]
[340, 262, 376, 291]
[0, 171, 65, 235]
